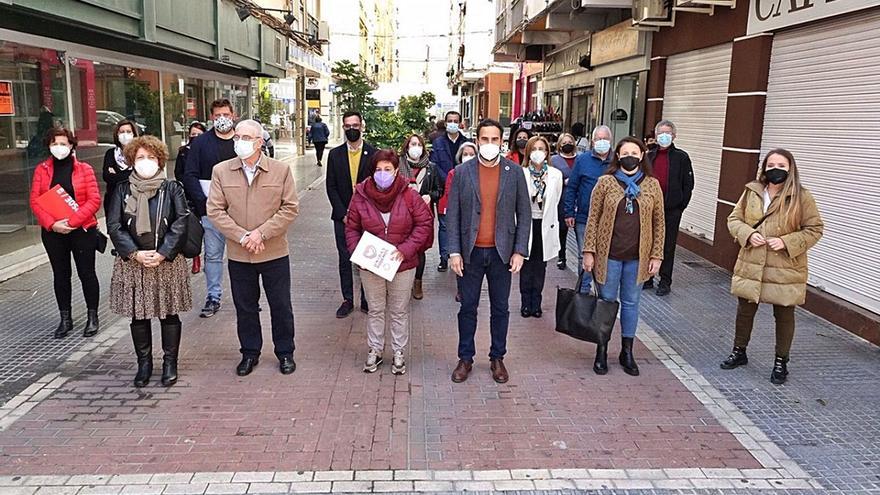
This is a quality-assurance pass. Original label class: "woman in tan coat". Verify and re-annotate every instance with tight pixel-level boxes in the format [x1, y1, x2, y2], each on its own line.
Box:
[721, 148, 823, 385]
[583, 137, 664, 376]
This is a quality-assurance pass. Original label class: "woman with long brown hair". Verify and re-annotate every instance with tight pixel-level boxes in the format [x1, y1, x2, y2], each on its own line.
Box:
[722, 148, 823, 385]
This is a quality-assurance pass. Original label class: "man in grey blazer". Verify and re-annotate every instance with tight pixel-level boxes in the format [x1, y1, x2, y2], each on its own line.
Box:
[447, 119, 532, 384]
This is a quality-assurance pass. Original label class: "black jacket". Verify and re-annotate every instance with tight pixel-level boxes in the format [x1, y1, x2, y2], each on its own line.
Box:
[102, 147, 132, 215]
[326, 142, 376, 221]
[107, 179, 191, 261]
[183, 130, 236, 217]
[403, 159, 444, 205]
[647, 144, 694, 211]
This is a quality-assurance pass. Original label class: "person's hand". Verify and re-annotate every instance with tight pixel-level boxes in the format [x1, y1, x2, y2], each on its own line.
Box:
[144, 251, 166, 268]
[509, 253, 524, 274]
[582, 252, 595, 273]
[648, 258, 661, 275]
[421, 194, 431, 205]
[244, 230, 265, 254]
[565, 217, 575, 228]
[748, 232, 766, 248]
[449, 255, 464, 277]
[342, 214, 348, 224]
[767, 237, 786, 251]
[389, 249, 404, 262]
[134, 250, 153, 267]
[52, 219, 74, 234]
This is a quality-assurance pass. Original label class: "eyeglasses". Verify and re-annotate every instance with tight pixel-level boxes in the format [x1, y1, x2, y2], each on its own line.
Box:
[342, 124, 361, 130]
[232, 135, 258, 142]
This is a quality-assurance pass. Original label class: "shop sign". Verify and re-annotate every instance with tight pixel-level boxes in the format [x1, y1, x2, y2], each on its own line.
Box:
[0, 81, 14, 116]
[748, 0, 877, 34]
[288, 41, 332, 75]
[590, 21, 642, 66]
[544, 38, 591, 78]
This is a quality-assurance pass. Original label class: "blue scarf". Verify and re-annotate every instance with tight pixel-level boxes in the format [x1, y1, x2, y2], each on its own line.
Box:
[528, 161, 548, 207]
[614, 169, 644, 200]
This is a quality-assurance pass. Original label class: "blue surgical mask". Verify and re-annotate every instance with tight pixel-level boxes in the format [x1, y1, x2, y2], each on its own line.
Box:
[446, 122, 460, 134]
[593, 139, 611, 154]
[657, 133, 673, 148]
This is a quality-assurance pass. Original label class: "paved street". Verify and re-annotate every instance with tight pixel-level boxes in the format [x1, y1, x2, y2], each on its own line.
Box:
[0, 161, 877, 494]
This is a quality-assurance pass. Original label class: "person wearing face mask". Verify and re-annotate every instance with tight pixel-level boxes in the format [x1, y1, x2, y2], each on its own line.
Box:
[102, 119, 141, 216]
[208, 120, 300, 377]
[345, 150, 434, 375]
[550, 133, 578, 270]
[564, 125, 614, 291]
[437, 142, 477, 303]
[505, 128, 533, 165]
[642, 120, 694, 296]
[327, 111, 376, 318]
[518, 136, 563, 318]
[30, 128, 102, 339]
[430, 111, 471, 273]
[722, 149, 823, 385]
[106, 136, 192, 388]
[184, 99, 239, 319]
[446, 119, 532, 384]
[400, 134, 443, 300]
[174, 122, 207, 274]
[583, 137, 665, 377]
[571, 122, 590, 155]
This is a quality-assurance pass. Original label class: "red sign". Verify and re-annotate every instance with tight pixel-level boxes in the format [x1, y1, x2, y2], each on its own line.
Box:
[0, 81, 14, 116]
[35, 185, 79, 221]
[186, 97, 196, 117]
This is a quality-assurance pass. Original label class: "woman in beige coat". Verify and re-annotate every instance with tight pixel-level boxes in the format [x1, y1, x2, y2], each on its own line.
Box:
[721, 148, 823, 385]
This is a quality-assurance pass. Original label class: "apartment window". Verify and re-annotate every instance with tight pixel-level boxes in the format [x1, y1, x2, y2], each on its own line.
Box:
[499, 91, 511, 125]
[274, 37, 283, 65]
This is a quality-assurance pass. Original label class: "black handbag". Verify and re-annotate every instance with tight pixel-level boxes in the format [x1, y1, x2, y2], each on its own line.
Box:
[180, 212, 204, 258]
[94, 228, 108, 254]
[555, 272, 618, 344]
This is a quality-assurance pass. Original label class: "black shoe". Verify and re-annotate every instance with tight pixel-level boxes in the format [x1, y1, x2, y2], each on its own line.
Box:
[236, 356, 259, 376]
[160, 319, 181, 387]
[279, 357, 296, 375]
[82, 309, 99, 337]
[642, 279, 654, 291]
[619, 337, 640, 376]
[199, 298, 220, 318]
[556, 259, 567, 270]
[130, 320, 152, 388]
[770, 355, 788, 385]
[316, 161, 322, 167]
[520, 307, 532, 318]
[54, 310, 73, 339]
[655, 284, 671, 296]
[533, 308, 542, 318]
[437, 259, 448, 272]
[335, 300, 354, 318]
[720, 346, 748, 370]
[593, 343, 608, 375]
[360, 300, 369, 314]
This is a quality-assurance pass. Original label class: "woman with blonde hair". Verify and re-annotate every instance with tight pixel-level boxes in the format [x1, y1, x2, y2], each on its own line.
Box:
[721, 148, 823, 385]
[550, 133, 578, 269]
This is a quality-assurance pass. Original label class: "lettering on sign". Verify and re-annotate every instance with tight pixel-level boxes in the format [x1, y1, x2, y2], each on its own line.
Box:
[591, 21, 642, 66]
[544, 39, 590, 78]
[0, 81, 14, 116]
[747, 0, 878, 34]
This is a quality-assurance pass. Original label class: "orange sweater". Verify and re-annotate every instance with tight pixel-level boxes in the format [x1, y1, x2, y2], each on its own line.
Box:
[475, 163, 501, 247]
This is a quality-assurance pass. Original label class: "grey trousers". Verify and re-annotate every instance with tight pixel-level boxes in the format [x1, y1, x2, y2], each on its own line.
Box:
[361, 268, 416, 353]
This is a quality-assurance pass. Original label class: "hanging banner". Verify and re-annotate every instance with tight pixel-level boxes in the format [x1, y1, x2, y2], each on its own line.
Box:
[0, 81, 14, 116]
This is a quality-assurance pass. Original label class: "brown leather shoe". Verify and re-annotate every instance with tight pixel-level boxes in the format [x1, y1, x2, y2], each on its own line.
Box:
[451, 360, 472, 383]
[412, 280, 424, 300]
[490, 359, 509, 384]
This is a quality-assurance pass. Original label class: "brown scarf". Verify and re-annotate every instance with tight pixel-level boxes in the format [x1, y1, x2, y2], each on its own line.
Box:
[125, 173, 165, 235]
[364, 174, 408, 213]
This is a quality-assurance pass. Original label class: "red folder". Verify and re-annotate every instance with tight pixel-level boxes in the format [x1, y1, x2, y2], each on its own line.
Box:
[35, 185, 79, 221]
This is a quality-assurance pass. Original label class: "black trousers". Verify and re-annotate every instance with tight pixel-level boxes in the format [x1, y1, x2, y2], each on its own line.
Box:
[333, 220, 366, 304]
[557, 200, 568, 260]
[416, 252, 426, 280]
[228, 256, 295, 359]
[315, 142, 327, 163]
[520, 219, 547, 310]
[41, 228, 100, 311]
[658, 208, 683, 287]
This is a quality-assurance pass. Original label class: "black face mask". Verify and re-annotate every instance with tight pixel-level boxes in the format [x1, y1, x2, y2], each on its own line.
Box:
[561, 143, 575, 154]
[516, 139, 528, 150]
[765, 168, 789, 185]
[345, 128, 361, 142]
[619, 156, 641, 172]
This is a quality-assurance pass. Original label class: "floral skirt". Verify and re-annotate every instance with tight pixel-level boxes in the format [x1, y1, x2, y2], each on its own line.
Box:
[110, 255, 192, 320]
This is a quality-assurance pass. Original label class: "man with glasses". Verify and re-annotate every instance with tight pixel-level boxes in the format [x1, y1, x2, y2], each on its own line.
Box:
[207, 120, 300, 376]
[326, 111, 375, 318]
[430, 111, 471, 272]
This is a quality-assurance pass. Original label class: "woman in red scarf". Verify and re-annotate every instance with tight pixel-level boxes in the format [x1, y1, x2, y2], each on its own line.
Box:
[345, 149, 434, 375]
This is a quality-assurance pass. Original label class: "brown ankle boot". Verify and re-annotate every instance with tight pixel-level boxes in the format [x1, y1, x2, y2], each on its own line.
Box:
[412, 279, 423, 300]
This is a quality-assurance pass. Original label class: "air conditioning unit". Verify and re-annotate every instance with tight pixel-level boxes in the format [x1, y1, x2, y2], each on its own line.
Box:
[674, 0, 714, 14]
[318, 21, 330, 43]
[632, 0, 675, 27]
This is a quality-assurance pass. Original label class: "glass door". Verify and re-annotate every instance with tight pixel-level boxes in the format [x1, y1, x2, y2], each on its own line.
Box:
[602, 74, 639, 142]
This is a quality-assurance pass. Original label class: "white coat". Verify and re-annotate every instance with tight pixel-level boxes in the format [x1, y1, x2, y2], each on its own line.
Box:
[523, 165, 563, 262]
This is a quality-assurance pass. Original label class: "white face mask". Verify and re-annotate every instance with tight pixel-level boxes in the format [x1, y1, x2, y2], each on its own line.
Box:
[446, 122, 460, 135]
[50, 145, 71, 160]
[234, 139, 256, 159]
[407, 145, 423, 160]
[460, 153, 476, 163]
[479, 143, 500, 162]
[134, 158, 160, 178]
[529, 150, 547, 165]
[118, 132, 134, 146]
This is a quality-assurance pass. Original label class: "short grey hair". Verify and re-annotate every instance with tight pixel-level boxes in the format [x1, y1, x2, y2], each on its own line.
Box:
[591, 125, 613, 141]
[235, 119, 263, 138]
[655, 119, 677, 135]
[455, 141, 478, 164]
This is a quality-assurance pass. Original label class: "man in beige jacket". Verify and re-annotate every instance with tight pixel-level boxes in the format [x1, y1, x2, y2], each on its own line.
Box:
[207, 119, 299, 377]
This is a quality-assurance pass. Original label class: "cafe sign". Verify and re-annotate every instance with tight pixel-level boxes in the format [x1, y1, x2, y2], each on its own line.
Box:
[747, 0, 878, 34]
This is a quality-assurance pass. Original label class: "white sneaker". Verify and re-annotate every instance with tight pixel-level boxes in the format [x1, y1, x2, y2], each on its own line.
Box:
[363, 349, 383, 373]
[391, 350, 406, 375]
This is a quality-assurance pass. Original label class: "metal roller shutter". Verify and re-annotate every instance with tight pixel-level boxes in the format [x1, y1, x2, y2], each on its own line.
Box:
[663, 43, 732, 242]
[762, 10, 880, 315]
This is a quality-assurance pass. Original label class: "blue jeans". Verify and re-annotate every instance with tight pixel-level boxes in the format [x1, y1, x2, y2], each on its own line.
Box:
[437, 214, 448, 261]
[201, 216, 226, 301]
[598, 258, 641, 338]
[575, 222, 593, 293]
[457, 247, 511, 362]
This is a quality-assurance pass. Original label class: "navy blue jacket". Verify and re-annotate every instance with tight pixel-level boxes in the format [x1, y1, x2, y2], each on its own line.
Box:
[183, 130, 235, 217]
[563, 150, 612, 224]
[430, 133, 471, 182]
[310, 122, 330, 143]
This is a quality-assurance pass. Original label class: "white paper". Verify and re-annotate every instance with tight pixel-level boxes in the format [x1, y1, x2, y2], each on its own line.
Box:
[350, 231, 402, 282]
[199, 179, 211, 198]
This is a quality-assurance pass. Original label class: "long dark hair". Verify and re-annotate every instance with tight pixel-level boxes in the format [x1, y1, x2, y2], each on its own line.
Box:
[113, 119, 140, 148]
[606, 137, 653, 177]
[759, 148, 804, 232]
[509, 127, 533, 153]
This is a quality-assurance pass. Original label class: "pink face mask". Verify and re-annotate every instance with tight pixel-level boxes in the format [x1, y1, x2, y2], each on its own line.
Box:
[374, 170, 395, 189]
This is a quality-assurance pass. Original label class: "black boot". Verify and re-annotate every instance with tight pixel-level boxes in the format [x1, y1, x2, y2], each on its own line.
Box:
[720, 346, 748, 370]
[130, 320, 152, 387]
[770, 355, 788, 385]
[161, 319, 182, 387]
[619, 337, 640, 376]
[593, 343, 608, 375]
[82, 309, 99, 337]
[54, 310, 73, 339]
